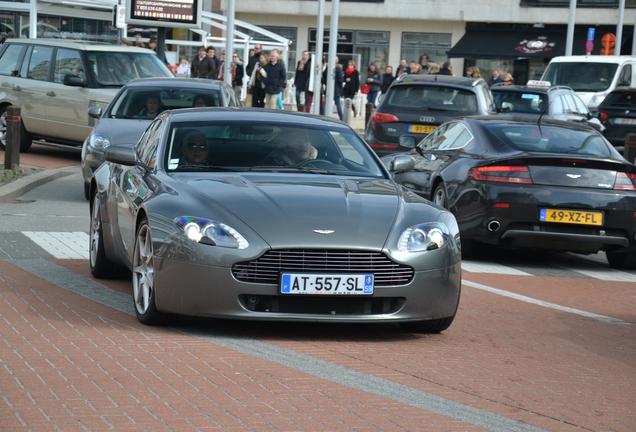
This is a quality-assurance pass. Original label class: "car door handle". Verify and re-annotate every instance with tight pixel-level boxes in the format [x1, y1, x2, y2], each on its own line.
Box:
[13, 85, 21, 91]
[46, 91, 56, 97]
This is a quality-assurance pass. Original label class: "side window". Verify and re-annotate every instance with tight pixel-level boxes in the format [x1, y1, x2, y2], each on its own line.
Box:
[551, 96, 565, 115]
[418, 124, 446, 150]
[26, 45, 53, 81]
[0, 44, 25, 77]
[330, 131, 363, 165]
[437, 123, 471, 150]
[619, 65, 632, 86]
[562, 95, 578, 113]
[54, 49, 85, 84]
[572, 95, 589, 115]
[139, 120, 163, 169]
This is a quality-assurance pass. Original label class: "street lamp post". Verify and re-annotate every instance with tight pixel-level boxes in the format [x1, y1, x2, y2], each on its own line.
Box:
[224, 0, 236, 85]
[616, 0, 626, 56]
[565, 0, 577, 56]
[312, 0, 326, 115]
[324, 0, 340, 119]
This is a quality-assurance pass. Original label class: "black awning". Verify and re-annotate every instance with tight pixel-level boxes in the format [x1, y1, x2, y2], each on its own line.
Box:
[447, 30, 586, 59]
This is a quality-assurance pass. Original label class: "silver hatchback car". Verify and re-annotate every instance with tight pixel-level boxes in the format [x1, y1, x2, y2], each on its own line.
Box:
[0, 39, 172, 151]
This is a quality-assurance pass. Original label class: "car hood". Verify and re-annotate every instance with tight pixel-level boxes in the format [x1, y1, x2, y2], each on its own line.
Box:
[175, 173, 401, 249]
[93, 118, 151, 147]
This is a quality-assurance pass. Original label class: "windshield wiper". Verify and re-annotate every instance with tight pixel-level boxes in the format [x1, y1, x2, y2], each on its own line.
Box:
[247, 166, 340, 175]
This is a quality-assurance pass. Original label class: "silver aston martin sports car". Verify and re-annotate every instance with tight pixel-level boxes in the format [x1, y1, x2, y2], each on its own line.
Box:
[89, 108, 462, 332]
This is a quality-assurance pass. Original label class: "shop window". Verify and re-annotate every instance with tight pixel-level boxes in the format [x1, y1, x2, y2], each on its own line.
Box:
[400, 32, 451, 65]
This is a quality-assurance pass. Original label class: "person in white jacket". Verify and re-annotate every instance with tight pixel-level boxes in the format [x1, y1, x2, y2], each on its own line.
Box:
[247, 53, 268, 107]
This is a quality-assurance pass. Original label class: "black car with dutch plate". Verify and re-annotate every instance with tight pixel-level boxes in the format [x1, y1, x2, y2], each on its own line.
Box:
[383, 115, 636, 269]
[365, 74, 495, 156]
[597, 87, 636, 150]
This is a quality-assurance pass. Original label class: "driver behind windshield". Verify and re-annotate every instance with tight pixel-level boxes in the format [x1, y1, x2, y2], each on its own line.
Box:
[179, 131, 209, 169]
[140, 94, 162, 119]
[264, 129, 318, 166]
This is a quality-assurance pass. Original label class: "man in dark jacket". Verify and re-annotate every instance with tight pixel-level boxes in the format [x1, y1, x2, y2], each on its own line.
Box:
[230, 52, 245, 99]
[207, 46, 221, 70]
[263, 49, 287, 110]
[191, 46, 216, 79]
[438, 61, 453, 76]
[246, 43, 262, 77]
[294, 51, 311, 112]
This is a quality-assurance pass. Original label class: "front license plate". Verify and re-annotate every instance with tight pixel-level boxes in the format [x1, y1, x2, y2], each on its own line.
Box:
[408, 124, 436, 134]
[613, 118, 636, 125]
[539, 208, 603, 226]
[280, 273, 374, 295]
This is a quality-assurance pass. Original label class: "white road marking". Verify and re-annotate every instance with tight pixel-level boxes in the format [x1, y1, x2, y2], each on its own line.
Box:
[22, 232, 89, 260]
[462, 261, 532, 276]
[463, 279, 630, 325]
[567, 267, 636, 283]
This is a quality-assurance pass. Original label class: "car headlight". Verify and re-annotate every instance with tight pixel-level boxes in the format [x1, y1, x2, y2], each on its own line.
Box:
[397, 222, 448, 252]
[588, 94, 606, 110]
[87, 133, 111, 151]
[175, 216, 249, 249]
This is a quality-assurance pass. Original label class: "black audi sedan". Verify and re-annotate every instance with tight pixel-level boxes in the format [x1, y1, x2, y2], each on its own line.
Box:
[384, 115, 636, 269]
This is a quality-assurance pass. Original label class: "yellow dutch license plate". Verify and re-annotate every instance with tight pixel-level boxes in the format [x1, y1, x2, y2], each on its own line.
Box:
[408, 124, 436, 134]
[539, 208, 603, 226]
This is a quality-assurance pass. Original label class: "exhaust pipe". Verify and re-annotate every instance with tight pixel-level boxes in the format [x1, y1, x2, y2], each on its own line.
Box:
[487, 220, 501, 232]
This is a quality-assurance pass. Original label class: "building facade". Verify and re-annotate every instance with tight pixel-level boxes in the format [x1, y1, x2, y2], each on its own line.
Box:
[229, 0, 636, 81]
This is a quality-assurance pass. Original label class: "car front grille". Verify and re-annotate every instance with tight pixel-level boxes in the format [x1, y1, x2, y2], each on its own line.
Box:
[232, 249, 414, 286]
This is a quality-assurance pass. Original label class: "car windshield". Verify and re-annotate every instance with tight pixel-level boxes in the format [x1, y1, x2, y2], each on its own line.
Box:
[164, 121, 385, 178]
[542, 62, 618, 92]
[87, 51, 172, 87]
[492, 90, 547, 114]
[484, 124, 613, 158]
[108, 88, 223, 119]
[384, 85, 478, 112]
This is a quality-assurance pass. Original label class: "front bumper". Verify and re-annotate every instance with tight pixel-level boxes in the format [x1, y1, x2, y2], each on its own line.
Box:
[153, 258, 461, 322]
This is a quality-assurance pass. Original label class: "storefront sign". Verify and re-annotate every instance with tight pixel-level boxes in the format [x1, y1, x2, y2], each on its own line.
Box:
[515, 36, 555, 55]
[126, 0, 201, 28]
[309, 29, 353, 44]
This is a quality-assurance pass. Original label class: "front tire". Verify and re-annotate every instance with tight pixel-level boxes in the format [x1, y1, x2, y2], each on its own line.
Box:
[606, 250, 636, 270]
[0, 105, 32, 152]
[133, 219, 164, 325]
[400, 315, 456, 334]
[89, 193, 121, 278]
[432, 182, 448, 208]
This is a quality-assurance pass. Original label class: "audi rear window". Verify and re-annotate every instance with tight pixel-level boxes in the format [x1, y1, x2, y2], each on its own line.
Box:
[384, 85, 478, 113]
[484, 124, 613, 158]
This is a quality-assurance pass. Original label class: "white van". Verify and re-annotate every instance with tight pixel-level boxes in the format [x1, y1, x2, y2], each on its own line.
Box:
[541, 55, 636, 110]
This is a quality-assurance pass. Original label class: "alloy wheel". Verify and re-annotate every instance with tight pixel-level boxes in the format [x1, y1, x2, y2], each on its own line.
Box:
[133, 224, 155, 315]
[89, 194, 101, 268]
[0, 111, 7, 149]
[434, 187, 446, 207]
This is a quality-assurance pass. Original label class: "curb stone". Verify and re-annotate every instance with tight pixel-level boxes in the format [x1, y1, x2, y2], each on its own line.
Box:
[0, 166, 76, 202]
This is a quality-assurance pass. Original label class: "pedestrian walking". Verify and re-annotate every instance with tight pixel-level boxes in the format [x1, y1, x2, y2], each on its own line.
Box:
[294, 51, 311, 112]
[396, 59, 410, 76]
[438, 61, 453, 76]
[207, 46, 221, 70]
[488, 69, 504, 86]
[247, 43, 262, 77]
[366, 63, 382, 106]
[381, 65, 395, 94]
[263, 49, 287, 110]
[191, 46, 216, 79]
[427, 63, 440, 75]
[231, 52, 245, 100]
[176, 57, 191, 77]
[343, 60, 360, 117]
[248, 53, 268, 108]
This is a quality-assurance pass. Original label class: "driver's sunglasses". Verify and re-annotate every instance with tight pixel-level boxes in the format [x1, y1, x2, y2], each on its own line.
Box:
[187, 143, 207, 150]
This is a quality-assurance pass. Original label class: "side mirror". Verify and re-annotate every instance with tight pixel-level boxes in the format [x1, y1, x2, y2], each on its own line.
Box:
[500, 102, 513, 113]
[63, 74, 85, 87]
[389, 155, 415, 174]
[105, 146, 137, 166]
[88, 106, 103, 119]
[399, 135, 417, 149]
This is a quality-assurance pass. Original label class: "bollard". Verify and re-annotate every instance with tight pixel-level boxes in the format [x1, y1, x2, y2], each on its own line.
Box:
[4, 106, 21, 170]
[364, 103, 374, 128]
[342, 98, 352, 124]
[625, 133, 636, 164]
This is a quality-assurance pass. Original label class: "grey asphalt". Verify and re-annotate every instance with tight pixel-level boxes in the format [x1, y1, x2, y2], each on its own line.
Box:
[0, 168, 88, 232]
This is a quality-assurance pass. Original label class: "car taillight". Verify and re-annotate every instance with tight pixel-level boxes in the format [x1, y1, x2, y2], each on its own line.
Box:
[371, 112, 399, 125]
[614, 172, 636, 191]
[470, 166, 533, 185]
[599, 112, 609, 121]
